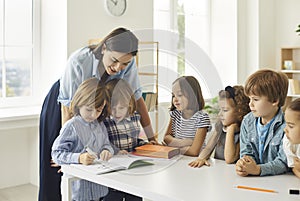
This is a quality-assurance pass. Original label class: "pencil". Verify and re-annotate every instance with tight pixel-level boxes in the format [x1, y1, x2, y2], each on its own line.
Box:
[236, 185, 277, 193]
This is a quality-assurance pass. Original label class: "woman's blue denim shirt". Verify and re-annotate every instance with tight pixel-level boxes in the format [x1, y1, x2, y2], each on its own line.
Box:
[240, 109, 288, 176]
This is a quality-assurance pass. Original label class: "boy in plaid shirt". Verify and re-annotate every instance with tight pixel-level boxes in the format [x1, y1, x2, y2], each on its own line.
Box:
[103, 78, 146, 153]
[103, 78, 146, 201]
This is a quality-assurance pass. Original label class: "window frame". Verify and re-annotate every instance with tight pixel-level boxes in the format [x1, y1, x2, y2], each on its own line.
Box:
[0, 0, 41, 109]
[154, 0, 212, 102]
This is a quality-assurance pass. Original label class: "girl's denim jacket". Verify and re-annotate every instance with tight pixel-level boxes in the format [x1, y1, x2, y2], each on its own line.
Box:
[240, 109, 288, 176]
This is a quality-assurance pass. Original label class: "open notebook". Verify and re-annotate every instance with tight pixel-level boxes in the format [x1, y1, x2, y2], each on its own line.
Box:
[71, 155, 154, 175]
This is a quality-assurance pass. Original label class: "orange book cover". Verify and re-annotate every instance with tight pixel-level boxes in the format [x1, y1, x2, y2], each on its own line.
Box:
[133, 145, 180, 159]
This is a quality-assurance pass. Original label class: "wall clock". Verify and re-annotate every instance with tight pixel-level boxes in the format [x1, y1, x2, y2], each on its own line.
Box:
[105, 0, 127, 17]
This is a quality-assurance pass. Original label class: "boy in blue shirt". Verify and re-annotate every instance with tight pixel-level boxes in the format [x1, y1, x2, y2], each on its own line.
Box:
[236, 69, 289, 176]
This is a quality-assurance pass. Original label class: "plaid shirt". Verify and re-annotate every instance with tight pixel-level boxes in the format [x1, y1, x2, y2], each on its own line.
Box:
[103, 112, 145, 152]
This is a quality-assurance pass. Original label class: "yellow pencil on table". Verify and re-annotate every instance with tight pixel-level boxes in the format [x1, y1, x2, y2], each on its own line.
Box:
[236, 185, 277, 193]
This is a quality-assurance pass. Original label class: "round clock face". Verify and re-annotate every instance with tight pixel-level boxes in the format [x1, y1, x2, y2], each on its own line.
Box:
[105, 0, 127, 17]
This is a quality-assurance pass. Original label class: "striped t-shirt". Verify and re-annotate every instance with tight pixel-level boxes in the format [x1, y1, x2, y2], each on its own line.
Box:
[170, 109, 211, 140]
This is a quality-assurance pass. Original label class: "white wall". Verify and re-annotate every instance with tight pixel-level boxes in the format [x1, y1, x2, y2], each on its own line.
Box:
[238, 0, 300, 84]
[237, 0, 259, 84]
[211, 0, 238, 86]
[259, 0, 276, 69]
[67, 0, 154, 55]
[40, 0, 68, 100]
[275, 0, 300, 68]
[0, 127, 38, 188]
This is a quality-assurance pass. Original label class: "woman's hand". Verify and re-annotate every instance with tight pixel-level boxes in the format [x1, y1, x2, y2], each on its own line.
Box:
[50, 159, 62, 173]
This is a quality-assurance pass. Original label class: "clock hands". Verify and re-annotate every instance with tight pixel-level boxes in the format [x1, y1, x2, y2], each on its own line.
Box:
[106, 0, 126, 16]
[110, 0, 118, 6]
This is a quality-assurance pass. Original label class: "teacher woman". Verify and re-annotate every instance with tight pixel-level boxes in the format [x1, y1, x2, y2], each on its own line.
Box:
[59, 27, 156, 142]
[39, 27, 157, 201]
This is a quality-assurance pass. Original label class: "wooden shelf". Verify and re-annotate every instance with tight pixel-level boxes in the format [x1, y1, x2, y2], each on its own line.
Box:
[136, 41, 159, 137]
[281, 70, 300, 74]
[281, 47, 300, 109]
[287, 94, 300, 98]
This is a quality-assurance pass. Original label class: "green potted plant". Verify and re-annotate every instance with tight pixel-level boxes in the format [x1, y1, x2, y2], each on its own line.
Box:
[204, 96, 219, 123]
[296, 24, 300, 35]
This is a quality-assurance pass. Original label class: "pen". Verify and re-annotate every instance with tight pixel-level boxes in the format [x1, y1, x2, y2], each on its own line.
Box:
[236, 185, 277, 193]
[86, 147, 98, 159]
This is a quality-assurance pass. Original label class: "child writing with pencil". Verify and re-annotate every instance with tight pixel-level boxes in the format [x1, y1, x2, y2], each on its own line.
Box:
[189, 85, 250, 167]
[235, 69, 289, 176]
[51, 77, 114, 201]
[163, 76, 211, 156]
[283, 98, 300, 178]
[103, 78, 145, 201]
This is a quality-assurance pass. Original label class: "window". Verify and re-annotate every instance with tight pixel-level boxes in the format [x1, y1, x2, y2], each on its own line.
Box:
[154, 0, 213, 102]
[0, 0, 39, 108]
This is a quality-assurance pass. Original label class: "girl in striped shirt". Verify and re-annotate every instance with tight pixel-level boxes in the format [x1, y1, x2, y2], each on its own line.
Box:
[164, 76, 211, 156]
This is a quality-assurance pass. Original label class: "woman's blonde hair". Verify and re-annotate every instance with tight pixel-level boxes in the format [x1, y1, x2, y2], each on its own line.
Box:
[70, 77, 110, 122]
[105, 78, 136, 115]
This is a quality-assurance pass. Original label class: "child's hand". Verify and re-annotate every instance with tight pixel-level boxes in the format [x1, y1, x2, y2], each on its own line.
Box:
[118, 150, 129, 155]
[100, 150, 113, 161]
[235, 156, 260, 176]
[226, 123, 240, 133]
[235, 159, 248, 176]
[292, 157, 300, 178]
[241, 156, 260, 175]
[148, 139, 159, 145]
[188, 158, 210, 168]
[79, 152, 95, 165]
[293, 157, 300, 171]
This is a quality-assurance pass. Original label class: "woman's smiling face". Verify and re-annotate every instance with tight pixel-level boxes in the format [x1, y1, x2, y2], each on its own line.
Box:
[102, 47, 133, 75]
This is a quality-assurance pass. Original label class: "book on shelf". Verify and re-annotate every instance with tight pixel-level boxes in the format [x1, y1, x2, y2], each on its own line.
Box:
[133, 144, 180, 159]
[71, 155, 154, 175]
[283, 60, 295, 70]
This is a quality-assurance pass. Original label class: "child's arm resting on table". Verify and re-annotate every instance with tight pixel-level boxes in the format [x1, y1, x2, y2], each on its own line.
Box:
[182, 127, 208, 157]
[163, 119, 193, 147]
[236, 155, 261, 176]
[189, 128, 221, 168]
[239, 117, 288, 176]
[224, 123, 240, 164]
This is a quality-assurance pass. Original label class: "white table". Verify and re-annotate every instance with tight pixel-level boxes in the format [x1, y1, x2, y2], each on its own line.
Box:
[61, 156, 300, 201]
